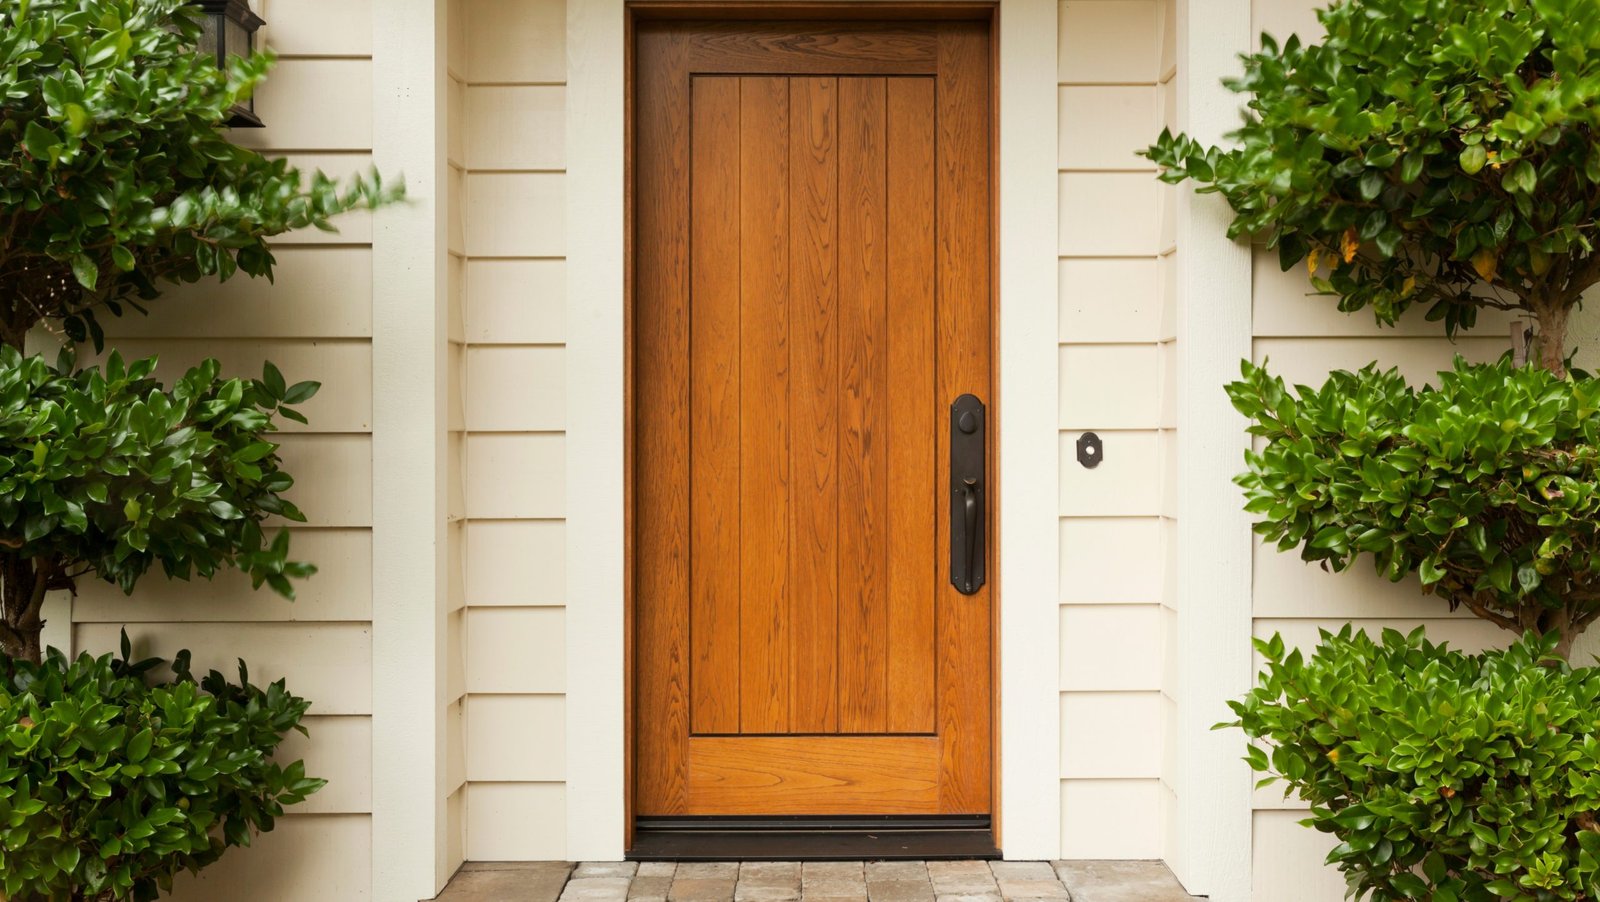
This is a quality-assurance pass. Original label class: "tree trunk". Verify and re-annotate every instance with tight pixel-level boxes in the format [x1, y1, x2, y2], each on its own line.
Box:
[1534, 299, 1572, 378]
[0, 556, 52, 666]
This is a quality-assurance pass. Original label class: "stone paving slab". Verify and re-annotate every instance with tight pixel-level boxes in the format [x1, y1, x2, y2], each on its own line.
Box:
[1052, 860, 1199, 902]
[435, 858, 1203, 902]
[436, 861, 573, 902]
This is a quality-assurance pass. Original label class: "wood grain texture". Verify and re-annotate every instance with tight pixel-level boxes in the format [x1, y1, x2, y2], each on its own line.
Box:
[738, 76, 792, 735]
[837, 76, 890, 735]
[934, 21, 993, 813]
[687, 736, 940, 814]
[689, 76, 743, 736]
[688, 23, 938, 74]
[885, 77, 938, 735]
[634, 26, 692, 816]
[787, 76, 841, 735]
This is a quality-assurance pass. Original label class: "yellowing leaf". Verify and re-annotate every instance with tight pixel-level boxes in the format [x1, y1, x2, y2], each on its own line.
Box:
[1471, 248, 1499, 281]
[1342, 228, 1360, 263]
[1530, 247, 1552, 276]
[1401, 275, 1417, 297]
[1308, 249, 1320, 277]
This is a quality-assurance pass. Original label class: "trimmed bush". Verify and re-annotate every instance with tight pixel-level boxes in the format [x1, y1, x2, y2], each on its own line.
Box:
[1145, 0, 1600, 375]
[1230, 355, 1600, 656]
[0, 636, 322, 901]
[0, 348, 316, 663]
[1236, 627, 1600, 901]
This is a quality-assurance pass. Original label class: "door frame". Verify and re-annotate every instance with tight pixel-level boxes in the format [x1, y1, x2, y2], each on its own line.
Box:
[566, 0, 1062, 861]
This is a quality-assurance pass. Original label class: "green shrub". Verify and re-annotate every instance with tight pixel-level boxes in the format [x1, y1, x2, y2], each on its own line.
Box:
[0, 635, 323, 901]
[1236, 627, 1600, 901]
[1145, 0, 1600, 375]
[0, 0, 401, 350]
[1231, 355, 1600, 656]
[0, 347, 316, 663]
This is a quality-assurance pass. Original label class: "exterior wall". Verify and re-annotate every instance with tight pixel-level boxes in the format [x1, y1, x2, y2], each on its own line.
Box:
[450, 0, 571, 863]
[1056, 0, 1180, 861]
[74, 2, 381, 897]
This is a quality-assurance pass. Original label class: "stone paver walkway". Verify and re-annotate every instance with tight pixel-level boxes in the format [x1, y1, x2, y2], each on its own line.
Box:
[434, 860, 1197, 902]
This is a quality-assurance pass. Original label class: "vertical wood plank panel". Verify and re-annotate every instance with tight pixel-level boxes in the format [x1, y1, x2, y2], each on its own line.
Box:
[788, 77, 841, 734]
[885, 77, 938, 734]
[935, 22, 993, 811]
[689, 76, 743, 735]
[739, 76, 792, 735]
[634, 27, 692, 812]
[838, 76, 889, 734]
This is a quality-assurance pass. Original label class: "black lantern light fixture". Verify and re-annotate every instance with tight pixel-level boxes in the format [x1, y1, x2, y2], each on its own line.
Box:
[194, 0, 266, 128]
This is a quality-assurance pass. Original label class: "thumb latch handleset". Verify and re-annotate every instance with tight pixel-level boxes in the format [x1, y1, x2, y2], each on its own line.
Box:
[950, 394, 986, 595]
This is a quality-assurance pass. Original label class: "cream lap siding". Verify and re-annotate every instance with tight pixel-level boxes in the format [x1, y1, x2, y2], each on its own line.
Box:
[1057, 0, 1176, 861]
[453, 0, 570, 863]
[72, 2, 379, 898]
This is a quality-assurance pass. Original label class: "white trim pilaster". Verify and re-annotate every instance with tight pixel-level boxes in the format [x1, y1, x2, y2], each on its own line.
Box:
[371, 1, 452, 897]
[566, 0, 630, 863]
[1172, 0, 1254, 897]
[997, 0, 1063, 861]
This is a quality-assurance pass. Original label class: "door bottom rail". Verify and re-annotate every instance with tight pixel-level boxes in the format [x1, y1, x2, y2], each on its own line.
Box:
[627, 815, 1000, 861]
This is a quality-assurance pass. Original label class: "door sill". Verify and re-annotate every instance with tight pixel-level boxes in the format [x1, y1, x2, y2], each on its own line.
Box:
[627, 816, 1001, 861]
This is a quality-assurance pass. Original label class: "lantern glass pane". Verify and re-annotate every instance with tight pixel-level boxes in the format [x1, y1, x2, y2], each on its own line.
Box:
[225, 18, 250, 61]
[199, 14, 223, 66]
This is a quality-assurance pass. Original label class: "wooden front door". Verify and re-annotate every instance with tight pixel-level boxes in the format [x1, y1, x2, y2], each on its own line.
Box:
[633, 15, 993, 818]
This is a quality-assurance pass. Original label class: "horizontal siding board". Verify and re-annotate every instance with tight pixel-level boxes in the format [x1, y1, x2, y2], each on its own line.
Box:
[1060, 778, 1162, 859]
[466, 86, 566, 171]
[1057, 0, 1160, 84]
[1059, 173, 1162, 256]
[71, 528, 371, 622]
[464, 173, 567, 257]
[276, 434, 374, 528]
[1060, 517, 1163, 603]
[1060, 258, 1160, 343]
[465, 434, 566, 518]
[465, 782, 566, 860]
[1057, 85, 1158, 170]
[465, 520, 566, 607]
[1060, 344, 1161, 429]
[465, 260, 566, 344]
[464, 608, 565, 693]
[465, 695, 565, 781]
[447, 698, 467, 793]
[1060, 605, 1162, 690]
[1253, 810, 1345, 902]
[232, 60, 373, 152]
[74, 623, 373, 715]
[168, 814, 371, 901]
[1254, 617, 1509, 659]
[261, 0, 374, 57]
[1253, 546, 1475, 620]
[1251, 336, 1510, 387]
[1061, 692, 1163, 778]
[102, 248, 373, 339]
[1253, 252, 1519, 338]
[463, 0, 565, 85]
[465, 346, 565, 431]
[277, 715, 372, 814]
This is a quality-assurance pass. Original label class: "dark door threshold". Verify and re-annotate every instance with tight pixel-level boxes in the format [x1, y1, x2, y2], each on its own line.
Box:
[628, 816, 1001, 861]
